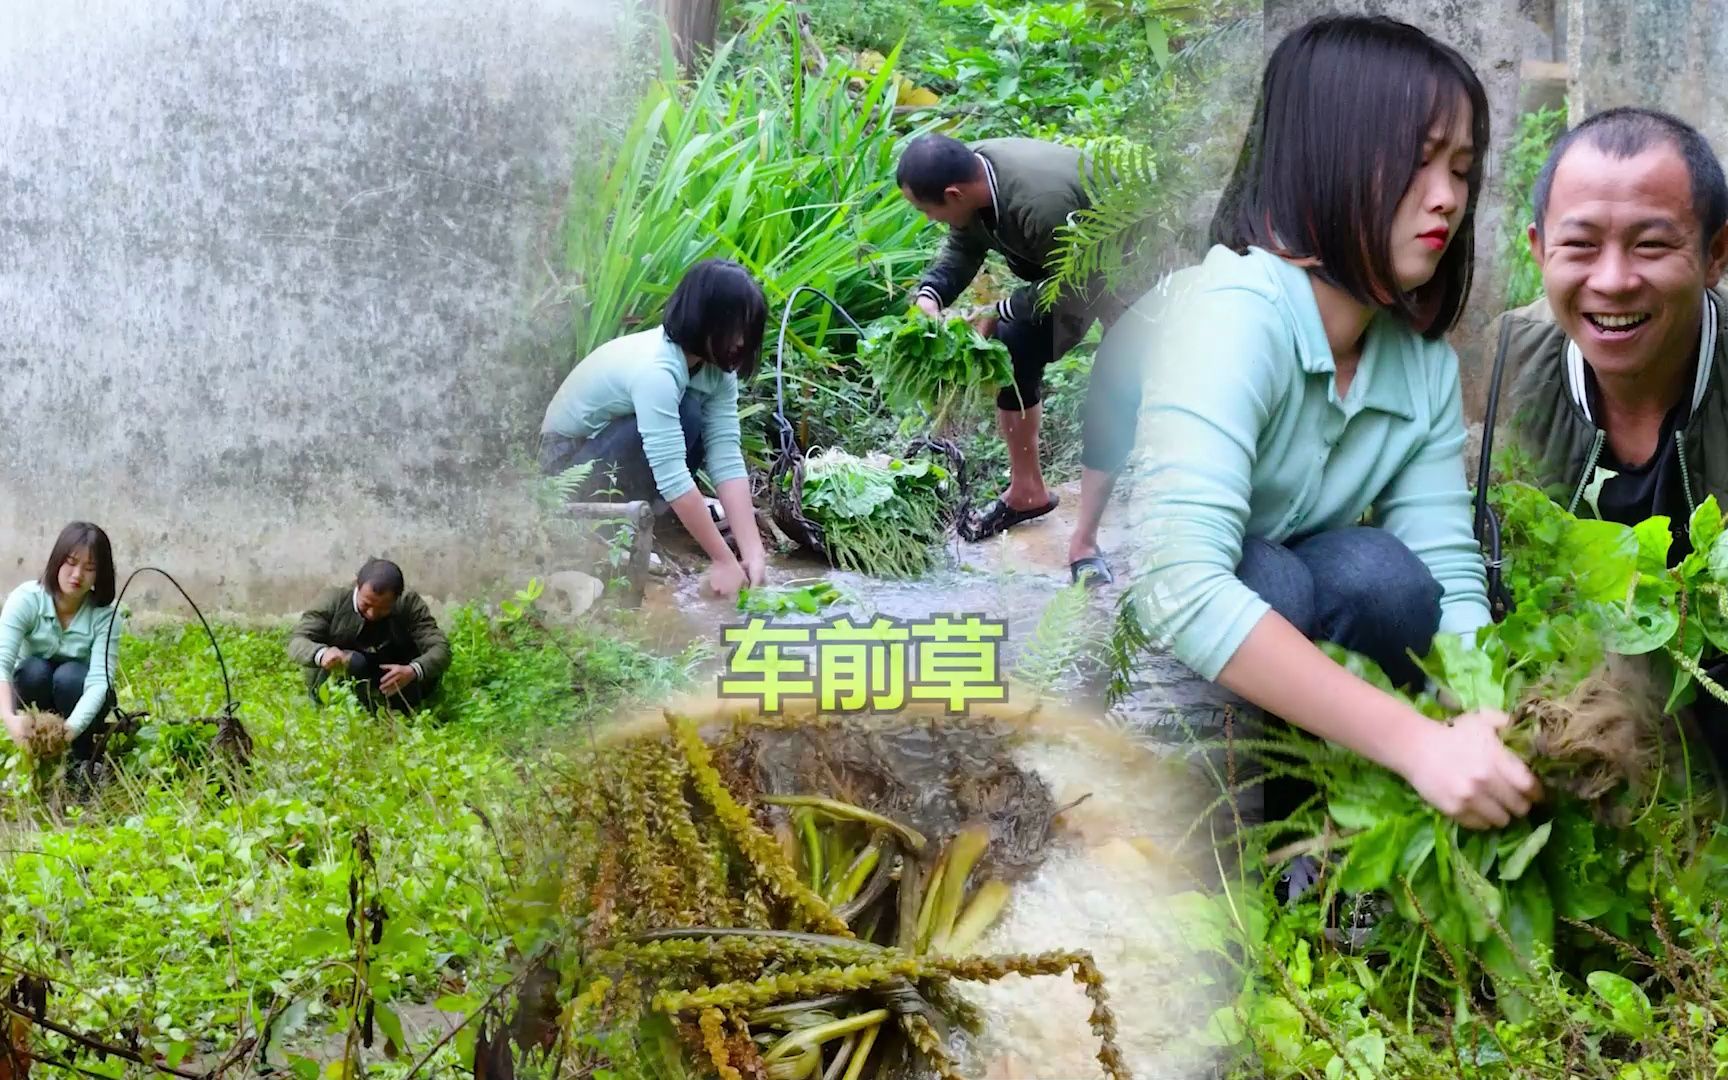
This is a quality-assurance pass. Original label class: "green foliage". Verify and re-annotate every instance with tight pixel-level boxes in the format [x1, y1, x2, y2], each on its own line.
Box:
[795, 449, 954, 577]
[1165, 485, 1728, 1077]
[1012, 580, 1105, 696]
[1502, 103, 1568, 309]
[859, 313, 1016, 423]
[1044, 11, 1261, 300]
[737, 580, 846, 616]
[921, 0, 1200, 141]
[0, 602, 685, 1074]
[563, 2, 937, 365]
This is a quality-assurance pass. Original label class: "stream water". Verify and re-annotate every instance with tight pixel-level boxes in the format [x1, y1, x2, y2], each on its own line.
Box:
[635, 477, 1243, 738]
[623, 478, 1245, 1078]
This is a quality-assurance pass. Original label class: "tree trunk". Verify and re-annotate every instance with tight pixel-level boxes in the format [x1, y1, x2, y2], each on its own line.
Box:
[654, 0, 722, 72]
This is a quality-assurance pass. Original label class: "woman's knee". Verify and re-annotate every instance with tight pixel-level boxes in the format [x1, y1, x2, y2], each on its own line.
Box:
[1298, 528, 1442, 641]
[13, 656, 55, 706]
[1236, 538, 1317, 636]
[678, 395, 707, 469]
[51, 660, 90, 713]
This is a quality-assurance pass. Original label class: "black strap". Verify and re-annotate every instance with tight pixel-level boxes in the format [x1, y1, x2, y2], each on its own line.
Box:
[1474, 317, 1517, 622]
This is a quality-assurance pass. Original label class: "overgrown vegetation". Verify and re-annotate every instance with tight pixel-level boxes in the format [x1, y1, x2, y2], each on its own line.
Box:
[0, 598, 696, 1077]
[1125, 486, 1728, 1078]
[1501, 102, 1568, 310]
[564, 0, 1254, 523]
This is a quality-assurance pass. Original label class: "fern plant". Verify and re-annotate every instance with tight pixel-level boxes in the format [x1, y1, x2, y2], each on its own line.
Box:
[1040, 11, 1262, 307]
[1011, 581, 1107, 697]
[539, 460, 600, 508]
[1041, 136, 1164, 309]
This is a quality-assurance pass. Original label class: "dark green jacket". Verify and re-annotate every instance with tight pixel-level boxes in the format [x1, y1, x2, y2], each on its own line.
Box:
[287, 586, 452, 689]
[1495, 288, 1728, 517]
[915, 138, 1096, 322]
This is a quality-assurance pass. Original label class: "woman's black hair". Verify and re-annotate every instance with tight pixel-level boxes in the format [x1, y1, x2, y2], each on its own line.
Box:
[663, 259, 767, 378]
[42, 521, 117, 609]
[1209, 15, 1489, 338]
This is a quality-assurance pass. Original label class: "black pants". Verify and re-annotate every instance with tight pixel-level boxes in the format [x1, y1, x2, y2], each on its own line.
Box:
[994, 294, 1146, 474]
[13, 656, 114, 761]
[538, 394, 707, 505]
[1236, 528, 1445, 823]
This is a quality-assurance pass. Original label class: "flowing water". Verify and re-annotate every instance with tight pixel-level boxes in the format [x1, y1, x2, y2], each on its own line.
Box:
[623, 478, 1245, 1078]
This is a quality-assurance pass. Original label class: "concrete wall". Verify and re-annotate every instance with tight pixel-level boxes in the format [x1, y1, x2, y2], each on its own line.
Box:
[0, 0, 637, 614]
[1567, 0, 1728, 157]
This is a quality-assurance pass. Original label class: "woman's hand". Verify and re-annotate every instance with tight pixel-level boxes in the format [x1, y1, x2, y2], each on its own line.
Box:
[741, 549, 767, 588]
[705, 558, 749, 601]
[2, 709, 26, 748]
[1395, 710, 1542, 829]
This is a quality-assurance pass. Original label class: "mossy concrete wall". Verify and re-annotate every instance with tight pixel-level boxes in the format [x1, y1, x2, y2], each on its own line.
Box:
[0, 0, 642, 613]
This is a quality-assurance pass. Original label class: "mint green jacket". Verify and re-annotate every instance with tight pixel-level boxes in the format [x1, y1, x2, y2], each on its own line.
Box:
[541, 327, 749, 501]
[0, 580, 122, 735]
[1124, 245, 1491, 680]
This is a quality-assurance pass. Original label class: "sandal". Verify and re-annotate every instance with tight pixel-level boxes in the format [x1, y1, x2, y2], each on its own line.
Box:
[1069, 554, 1114, 587]
[964, 493, 1061, 541]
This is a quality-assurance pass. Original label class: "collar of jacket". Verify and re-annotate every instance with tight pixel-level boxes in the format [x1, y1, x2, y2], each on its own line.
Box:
[1562, 291, 1720, 425]
[978, 153, 1001, 218]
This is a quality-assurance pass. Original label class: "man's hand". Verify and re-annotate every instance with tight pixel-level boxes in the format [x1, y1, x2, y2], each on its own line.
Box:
[1399, 710, 1542, 830]
[914, 295, 941, 320]
[379, 664, 418, 696]
[319, 648, 352, 673]
[705, 559, 749, 601]
[970, 311, 999, 339]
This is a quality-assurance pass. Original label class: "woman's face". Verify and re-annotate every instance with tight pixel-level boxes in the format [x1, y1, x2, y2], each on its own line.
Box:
[1389, 97, 1475, 293]
[58, 546, 98, 604]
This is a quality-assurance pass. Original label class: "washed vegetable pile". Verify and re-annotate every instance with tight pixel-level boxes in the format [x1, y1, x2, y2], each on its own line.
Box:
[1159, 486, 1728, 1077]
[555, 709, 1127, 1080]
[859, 316, 1017, 426]
[738, 581, 846, 617]
[789, 450, 953, 579]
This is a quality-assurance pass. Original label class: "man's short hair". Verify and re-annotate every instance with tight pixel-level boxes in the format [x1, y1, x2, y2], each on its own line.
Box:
[895, 134, 982, 204]
[355, 558, 405, 596]
[1532, 106, 1728, 250]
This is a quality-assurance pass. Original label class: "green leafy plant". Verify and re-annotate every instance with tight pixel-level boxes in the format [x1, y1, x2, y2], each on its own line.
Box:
[1157, 485, 1728, 1078]
[1501, 103, 1568, 310]
[794, 449, 954, 578]
[858, 313, 1016, 423]
[563, 2, 938, 365]
[0, 603, 689, 1076]
[738, 580, 847, 615]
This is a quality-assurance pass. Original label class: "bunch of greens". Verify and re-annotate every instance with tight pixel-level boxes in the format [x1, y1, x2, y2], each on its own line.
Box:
[858, 314, 1017, 426]
[1159, 484, 1728, 1078]
[738, 580, 846, 616]
[793, 449, 954, 578]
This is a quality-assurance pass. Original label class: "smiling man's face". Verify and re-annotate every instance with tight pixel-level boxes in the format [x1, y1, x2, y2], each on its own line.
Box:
[1532, 141, 1728, 387]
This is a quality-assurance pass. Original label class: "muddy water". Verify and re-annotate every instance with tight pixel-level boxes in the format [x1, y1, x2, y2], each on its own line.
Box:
[635, 478, 1244, 740]
[621, 480, 1244, 1078]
